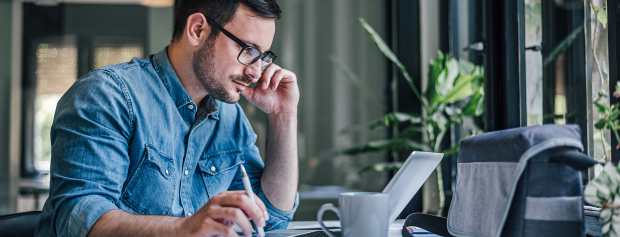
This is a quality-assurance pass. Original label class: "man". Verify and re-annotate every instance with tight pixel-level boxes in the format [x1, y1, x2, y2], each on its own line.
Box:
[35, 0, 299, 236]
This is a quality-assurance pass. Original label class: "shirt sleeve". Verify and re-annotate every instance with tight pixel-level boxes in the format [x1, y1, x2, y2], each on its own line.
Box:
[39, 69, 133, 237]
[228, 144, 299, 231]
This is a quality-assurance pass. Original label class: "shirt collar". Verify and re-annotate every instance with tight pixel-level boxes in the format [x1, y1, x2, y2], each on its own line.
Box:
[197, 95, 220, 120]
[152, 47, 220, 120]
[152, 47, 194, 109]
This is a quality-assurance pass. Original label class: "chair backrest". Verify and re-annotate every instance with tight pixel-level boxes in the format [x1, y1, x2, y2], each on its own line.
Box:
[0, 211, 41, 237]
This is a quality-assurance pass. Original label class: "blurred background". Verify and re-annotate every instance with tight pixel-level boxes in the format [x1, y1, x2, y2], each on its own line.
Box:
[0, 0, 616, 222]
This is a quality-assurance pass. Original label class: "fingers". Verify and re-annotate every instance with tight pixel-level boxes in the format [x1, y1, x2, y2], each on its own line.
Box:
[240, 84, 255, 99]
[214, 192, 267, 228]
[258, 64, 279, 90]
[209, 206, 253, 237]
[269, 69, 286, 91]
[228, 191, 269, 221]
[205, 218, 240, 237]
[253, 195, 269, 221]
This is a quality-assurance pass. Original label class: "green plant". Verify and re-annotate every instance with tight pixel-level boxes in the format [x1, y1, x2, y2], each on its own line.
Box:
[584, 163, 620, 237]
[339, 18, 484, 173]
[594, 82, 620, 160]
[590, 0, 617, 162]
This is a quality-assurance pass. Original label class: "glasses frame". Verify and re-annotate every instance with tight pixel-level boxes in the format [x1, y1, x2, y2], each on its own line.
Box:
[205, 17, 277, 70]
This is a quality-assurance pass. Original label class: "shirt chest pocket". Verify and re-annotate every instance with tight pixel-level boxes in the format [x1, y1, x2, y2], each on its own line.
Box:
[121, 145, 176, 215]
[198, 150, 244, 199]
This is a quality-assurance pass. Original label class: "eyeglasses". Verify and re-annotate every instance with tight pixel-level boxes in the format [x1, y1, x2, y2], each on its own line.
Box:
[205, 17, 277, 71]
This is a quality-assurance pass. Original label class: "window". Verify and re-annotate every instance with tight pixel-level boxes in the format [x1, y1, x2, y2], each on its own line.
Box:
[21, 4, 153, 175]
[524, 0, 609, 177]
[30, 40, 143, 172]
[33, 38, 78, 171]
[93, 46, 143, 69]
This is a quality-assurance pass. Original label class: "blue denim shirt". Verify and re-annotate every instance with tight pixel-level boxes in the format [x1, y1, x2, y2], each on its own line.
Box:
[36, 48, 299, 237]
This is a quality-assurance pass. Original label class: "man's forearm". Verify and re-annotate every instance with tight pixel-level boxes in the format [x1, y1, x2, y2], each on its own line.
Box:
[261, 112, 299, 212]
[87, 209, 182, 237]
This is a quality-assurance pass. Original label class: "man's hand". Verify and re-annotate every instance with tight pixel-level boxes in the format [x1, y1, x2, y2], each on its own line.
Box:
[88, 191, 268, 237]
[178, 191, 269, 237]
[241, 64, 299, 116]
[242, 64, 299, 212]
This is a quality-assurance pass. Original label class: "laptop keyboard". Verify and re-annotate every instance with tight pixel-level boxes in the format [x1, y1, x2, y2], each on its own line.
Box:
[296, 230, 341, 237]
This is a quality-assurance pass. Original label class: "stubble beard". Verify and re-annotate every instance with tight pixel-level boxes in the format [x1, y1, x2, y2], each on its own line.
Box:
[192, 34, 253, 104]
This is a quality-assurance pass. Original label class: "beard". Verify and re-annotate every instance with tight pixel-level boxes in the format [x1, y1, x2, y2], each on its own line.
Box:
[192, 35, 253, 104]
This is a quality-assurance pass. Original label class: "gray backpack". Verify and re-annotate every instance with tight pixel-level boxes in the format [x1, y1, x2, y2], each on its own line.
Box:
[404, 124, 601, 237]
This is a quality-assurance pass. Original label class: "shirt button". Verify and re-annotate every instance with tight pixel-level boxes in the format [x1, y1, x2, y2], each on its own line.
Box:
[184, 170, 189, 175]
[165, 169, 169, 175]
[210, 166, 216, 172]
[188, 212, 192, 217]
[188, 104, 194, 110]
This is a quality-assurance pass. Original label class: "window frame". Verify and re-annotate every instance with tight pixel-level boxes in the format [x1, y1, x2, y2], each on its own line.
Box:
[607, 0, 620, 164]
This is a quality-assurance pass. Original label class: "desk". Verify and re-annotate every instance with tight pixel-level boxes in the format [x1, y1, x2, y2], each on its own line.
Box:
[269, 220, 440, 237]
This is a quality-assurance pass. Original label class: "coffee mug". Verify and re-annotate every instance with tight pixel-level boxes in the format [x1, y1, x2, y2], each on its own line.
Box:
[317, 192, 389, 237]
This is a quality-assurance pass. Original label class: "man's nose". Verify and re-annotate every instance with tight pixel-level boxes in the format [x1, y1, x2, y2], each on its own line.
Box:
[244, 60, 262, 82]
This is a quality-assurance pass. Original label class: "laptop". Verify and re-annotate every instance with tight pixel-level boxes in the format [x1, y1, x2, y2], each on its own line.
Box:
[257, 151, 444, 237]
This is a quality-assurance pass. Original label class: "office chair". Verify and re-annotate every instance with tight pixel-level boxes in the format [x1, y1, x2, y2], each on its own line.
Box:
[0, 211, 41, 237]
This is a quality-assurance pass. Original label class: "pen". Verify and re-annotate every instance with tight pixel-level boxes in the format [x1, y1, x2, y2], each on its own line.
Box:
[240, 165, 265, 237]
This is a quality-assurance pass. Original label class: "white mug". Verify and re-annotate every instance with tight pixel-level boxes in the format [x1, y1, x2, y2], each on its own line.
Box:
[317, 192, 389, 237]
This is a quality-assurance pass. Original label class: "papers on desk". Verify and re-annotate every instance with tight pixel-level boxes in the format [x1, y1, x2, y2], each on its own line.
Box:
[289, 221, 403, 231]
[289, 221, 440, 237]
[289, 221, 337, 230]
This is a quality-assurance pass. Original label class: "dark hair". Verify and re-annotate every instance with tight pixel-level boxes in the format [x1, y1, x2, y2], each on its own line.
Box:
[172, 0, 281, 42]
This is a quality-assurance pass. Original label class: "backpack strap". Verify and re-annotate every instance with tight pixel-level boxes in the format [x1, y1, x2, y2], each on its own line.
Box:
[402, 213, 454, 237]
[548, 150, 603, 171]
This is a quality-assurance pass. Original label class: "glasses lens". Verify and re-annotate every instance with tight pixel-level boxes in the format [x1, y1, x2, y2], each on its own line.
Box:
[260, 53, 276, 70]
[239, 47, 260, 65]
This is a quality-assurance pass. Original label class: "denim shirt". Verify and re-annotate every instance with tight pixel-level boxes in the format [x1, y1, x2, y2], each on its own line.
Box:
[36, 48, 299, 237]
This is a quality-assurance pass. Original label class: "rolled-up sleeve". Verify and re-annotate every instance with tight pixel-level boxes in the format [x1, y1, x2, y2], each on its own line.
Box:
[228, 143, 299, 231]
[37, 69, 133, 237]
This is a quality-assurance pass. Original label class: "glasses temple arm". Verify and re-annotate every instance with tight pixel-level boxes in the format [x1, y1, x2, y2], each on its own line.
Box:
[205, 17, 247, 48]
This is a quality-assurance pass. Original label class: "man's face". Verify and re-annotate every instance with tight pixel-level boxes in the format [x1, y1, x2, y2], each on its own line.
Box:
[192, 4, 276, 104]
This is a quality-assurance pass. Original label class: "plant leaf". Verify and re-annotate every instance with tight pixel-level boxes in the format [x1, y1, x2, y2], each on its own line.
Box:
[369, 112, 421, 129]
[462, 85, 485, 116]
[394, 126, 423, 139]
[459, 59, 476, 75]
[358, 162, 403, 174]
[442, 141, 461, 156]
[475, 93, 485, 116]
[594, 100, 611, 114]
[435, 70, 448, 96]
[359, 17, 423, 103]
[611, 109, 620, 120]
[426, 52, 445, 104]
[442, 74, 480, 103]
[445, 106, 462, 116]
[438, 57, 460, 96]
[341, 138, 426, 155]
[595, 119, 608, 130]
[594, 6, 608, 29]
[543, 25, 584, 68]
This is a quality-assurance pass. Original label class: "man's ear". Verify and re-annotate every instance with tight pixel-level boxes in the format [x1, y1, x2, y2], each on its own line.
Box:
[185, 13, 211, 47]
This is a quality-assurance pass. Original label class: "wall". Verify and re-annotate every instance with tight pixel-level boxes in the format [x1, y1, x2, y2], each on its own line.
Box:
[245, 0, 388, 220]
[266, 0, 388, 192]
[148, 6, 174, 55]
[0, 0, 19, 215]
